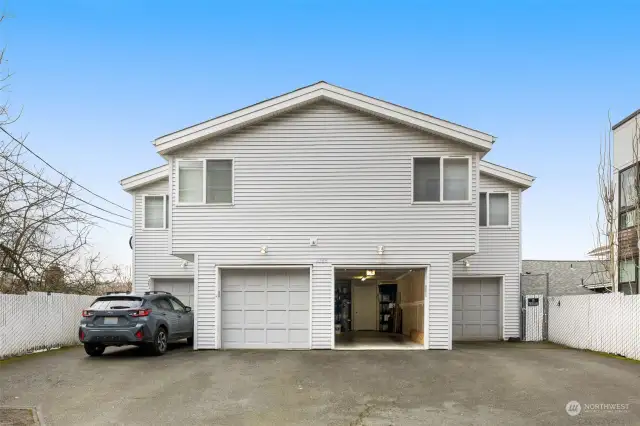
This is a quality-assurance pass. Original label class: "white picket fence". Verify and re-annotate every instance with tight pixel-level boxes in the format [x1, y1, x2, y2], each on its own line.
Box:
[548, 293, 640, 361]
[0, 292, 97, 359]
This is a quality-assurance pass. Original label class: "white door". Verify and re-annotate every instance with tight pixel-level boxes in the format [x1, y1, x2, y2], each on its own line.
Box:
[153, 278, 194, 308]
[221, 269, 310, 349]
[353, 282, 378, 331]
[452, 278, 500, 341]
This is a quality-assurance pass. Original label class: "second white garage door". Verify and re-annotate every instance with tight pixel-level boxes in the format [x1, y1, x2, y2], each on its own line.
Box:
[153, 278, 194, 307]
[453, 278, 501, 341]
[221, 268, 310, 349]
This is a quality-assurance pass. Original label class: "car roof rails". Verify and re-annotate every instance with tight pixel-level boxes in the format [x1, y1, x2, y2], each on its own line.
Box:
[105, 291, 134, 295]
[144, 291, 172, 295]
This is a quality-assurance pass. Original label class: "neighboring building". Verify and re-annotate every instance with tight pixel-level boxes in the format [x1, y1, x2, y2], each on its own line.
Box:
[613, 109, 640, 294]
[120, 81, 534, 351]
[521, 260, 610, 296]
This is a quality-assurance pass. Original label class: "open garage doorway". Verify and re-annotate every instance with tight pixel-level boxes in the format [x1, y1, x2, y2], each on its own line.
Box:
[333, 267, 426, 350]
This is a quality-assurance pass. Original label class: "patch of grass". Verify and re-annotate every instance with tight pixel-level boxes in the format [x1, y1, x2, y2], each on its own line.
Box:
[583, 349, 640, 364]
[0, 345, 80, 365]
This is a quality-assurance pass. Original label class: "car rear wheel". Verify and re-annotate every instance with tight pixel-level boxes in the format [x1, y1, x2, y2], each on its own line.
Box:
[84, 343, 105, 357]
[148, 327, 168, 356]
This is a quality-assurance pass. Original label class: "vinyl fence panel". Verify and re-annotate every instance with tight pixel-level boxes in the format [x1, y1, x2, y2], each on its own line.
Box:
[0, 292, 97, 359]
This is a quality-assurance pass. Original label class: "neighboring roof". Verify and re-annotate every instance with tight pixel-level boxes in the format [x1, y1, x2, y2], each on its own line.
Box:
[120, 164, 168, 192]
[479, 160, 535, 189]
[522, 260, 608, 296]
[153, 81, 496, 155]
[612, 108, 640, 130]
[587, 244, 611, 258]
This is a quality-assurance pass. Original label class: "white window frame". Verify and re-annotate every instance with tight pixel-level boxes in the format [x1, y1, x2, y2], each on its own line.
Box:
[411, 155, 473, 204]
[175, 158, 235, 206]
[142, 194, 167, 230]
[480, 191, 511, 228]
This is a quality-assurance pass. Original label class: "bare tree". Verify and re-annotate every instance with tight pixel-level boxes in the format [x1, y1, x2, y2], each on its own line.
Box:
[593, 115, 617, 291]
[594, 114, 640, 295]
[0, 13, 130, 295]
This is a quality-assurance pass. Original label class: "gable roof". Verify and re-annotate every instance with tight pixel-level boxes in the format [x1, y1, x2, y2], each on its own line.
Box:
[153, 81, 495, 155]
[479, 161, 535, 189]
[612, 108, 640, 130]
[120, 164, 168, 192]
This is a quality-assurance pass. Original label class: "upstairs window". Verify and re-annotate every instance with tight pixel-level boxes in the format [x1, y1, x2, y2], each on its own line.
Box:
[479, 192, 510, 227]
[619, 163, 639, 230]
[178, 159, 233, 204]
[413, 157, 470, 202]
[143, 195, 167, 229]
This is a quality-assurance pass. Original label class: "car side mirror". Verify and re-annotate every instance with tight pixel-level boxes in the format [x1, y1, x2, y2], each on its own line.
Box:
[185, 306, 192, 313]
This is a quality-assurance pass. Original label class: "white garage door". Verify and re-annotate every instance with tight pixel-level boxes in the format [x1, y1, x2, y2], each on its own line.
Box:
[221, 269, 310, 349]
[453, 278, 500, 341]
[153, 278, 194, 307]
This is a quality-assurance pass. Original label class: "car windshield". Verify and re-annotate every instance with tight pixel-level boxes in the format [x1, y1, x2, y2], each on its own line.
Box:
[90, 297, 143, 310]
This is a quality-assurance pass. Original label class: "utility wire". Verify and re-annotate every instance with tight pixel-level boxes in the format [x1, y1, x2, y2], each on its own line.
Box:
[1, 152, 132, 224]
[0, 126, 132, 213]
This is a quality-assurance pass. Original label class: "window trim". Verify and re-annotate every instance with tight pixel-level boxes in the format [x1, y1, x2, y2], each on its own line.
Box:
[141, 194, 167, 230]
[175, 158, 235, 206]
[479, 191, 511, 228]
[411, 155, 473, 204]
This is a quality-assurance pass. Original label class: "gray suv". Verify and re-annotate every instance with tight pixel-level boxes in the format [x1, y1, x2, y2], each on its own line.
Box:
[78, 291, 194, 356]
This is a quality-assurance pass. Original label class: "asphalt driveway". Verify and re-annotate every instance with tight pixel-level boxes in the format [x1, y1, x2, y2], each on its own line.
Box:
[1, 342, 639, 425]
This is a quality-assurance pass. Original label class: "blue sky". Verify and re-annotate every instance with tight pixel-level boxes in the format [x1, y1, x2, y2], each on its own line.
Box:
[3, 1, 639, 267]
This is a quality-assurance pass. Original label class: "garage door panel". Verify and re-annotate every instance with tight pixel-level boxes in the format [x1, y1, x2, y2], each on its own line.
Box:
[244, 310, 266, 326]
[267, 329, 287, 344]
[222, 329, 243, 344]
[453, 278, 501, 341]
[267, 272, 289, 290]
[221, 268, 310, 349]
[222, 310, 244, 327]
[289, 329, 309, 345]
[462, 295, 481, 309]
[223, 291, 244, 308]
[267, 310, 287, 326]
[289, 310, 309, 328]
[482, 295, 499, 309]
[244, 291, 266, 307]
[289, 291, 309, 310]
[267, 291, 288, 309]
[244, 329, 266, 344]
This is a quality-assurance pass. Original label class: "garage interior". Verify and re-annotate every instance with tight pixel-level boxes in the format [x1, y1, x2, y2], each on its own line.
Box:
[334, 268, 425, 350]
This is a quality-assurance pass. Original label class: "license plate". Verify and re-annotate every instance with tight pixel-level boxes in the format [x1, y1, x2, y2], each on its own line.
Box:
[104, 317, 118, 325]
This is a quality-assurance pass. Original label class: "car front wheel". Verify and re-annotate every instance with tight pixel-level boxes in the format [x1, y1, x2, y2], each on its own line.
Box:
[84, 343, 105, 357]
[149, 327, 168, 356]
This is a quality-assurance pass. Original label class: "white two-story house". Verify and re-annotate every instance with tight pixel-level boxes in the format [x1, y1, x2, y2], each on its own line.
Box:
[120, 82, 534, 351]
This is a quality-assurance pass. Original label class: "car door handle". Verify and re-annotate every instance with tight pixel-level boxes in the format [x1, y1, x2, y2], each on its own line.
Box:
[160, 312, 166, 316]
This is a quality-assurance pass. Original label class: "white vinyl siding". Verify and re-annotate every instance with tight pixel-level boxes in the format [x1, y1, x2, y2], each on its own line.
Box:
[171, 101, 479, 350]
[132, 179, 193, 295]
[453, 173, 521, 339]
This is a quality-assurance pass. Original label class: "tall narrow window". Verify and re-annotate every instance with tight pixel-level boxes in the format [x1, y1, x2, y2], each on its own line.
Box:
[206, 160, 233, 203]
[619, 164, 639, 230]
[488, 193, 509, 226]
[442, 158, 469, 201]
[144, 195, 165, 229]
[178, 161, 204, 203]
[479, 193, 487, 226]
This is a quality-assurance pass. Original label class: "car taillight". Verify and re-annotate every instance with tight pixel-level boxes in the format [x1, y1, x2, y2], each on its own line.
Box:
[129, 308, 152, 318]
[79, 330, 85, 340]
[135, 329, 143, 339]
[82, 310, 94, 317]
